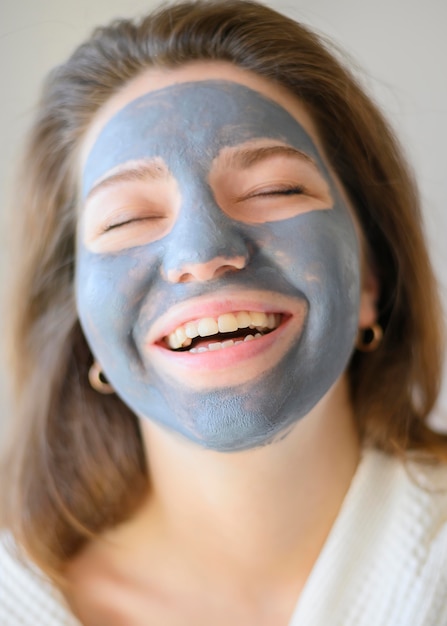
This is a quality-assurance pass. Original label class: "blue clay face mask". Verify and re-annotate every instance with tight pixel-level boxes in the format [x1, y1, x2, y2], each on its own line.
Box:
[76, 79, 360, 451]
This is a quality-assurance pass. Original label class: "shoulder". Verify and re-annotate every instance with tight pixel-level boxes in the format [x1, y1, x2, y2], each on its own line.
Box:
[355, 449, 447, 622]
[372, 447, 447, 522]
[291, 449, 447, 625]
[0, 532, 81, 626]
[358, 448, 447, 551]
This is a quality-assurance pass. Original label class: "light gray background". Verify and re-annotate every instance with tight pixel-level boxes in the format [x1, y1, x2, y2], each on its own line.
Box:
[1, 0, 446, 433]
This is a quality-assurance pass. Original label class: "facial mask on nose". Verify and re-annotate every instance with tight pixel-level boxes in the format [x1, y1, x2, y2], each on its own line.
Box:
[77, 80, 360, 451]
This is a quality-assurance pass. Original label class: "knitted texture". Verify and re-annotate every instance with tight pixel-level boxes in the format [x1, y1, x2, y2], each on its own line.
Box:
[0, 534, 80, 625]
[289, 450, 447, 625]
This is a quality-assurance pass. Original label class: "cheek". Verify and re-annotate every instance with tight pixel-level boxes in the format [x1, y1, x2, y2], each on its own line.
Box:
[245, 208, 359, 292]
[75, 247, 155, 357]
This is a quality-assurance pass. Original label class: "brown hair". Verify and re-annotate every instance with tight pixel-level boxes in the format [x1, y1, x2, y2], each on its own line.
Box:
[1, 0, 446, 579]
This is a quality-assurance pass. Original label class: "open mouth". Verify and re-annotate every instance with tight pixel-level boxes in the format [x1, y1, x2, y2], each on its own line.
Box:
[163, 311, 283, 354]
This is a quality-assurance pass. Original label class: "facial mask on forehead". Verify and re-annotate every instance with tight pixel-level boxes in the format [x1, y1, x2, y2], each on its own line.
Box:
[77, 80, 360, 451]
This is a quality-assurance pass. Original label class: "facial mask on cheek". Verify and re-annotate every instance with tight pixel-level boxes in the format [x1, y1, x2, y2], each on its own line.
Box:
[76, 80, 360, 451]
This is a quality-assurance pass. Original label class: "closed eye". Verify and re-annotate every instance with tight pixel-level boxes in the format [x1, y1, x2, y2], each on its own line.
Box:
[82, 172, 180, 253]
[102, 215, 165, 233]
[210, 143, 333, 224]
[247, 185, 306, 198]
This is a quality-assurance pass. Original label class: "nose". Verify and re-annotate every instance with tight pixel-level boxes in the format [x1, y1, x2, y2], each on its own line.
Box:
[166, 255, 247, 283]
[162, 192, 250, 284]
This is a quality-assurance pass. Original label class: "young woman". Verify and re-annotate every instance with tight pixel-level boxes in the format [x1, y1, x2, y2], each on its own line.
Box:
[1, 1, 446, 625]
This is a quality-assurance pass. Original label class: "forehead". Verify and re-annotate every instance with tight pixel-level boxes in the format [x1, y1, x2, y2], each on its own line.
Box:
[82, 76, 327, 198]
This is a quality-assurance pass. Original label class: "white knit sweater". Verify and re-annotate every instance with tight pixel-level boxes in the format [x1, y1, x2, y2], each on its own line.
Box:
[1, 449, 447, 626]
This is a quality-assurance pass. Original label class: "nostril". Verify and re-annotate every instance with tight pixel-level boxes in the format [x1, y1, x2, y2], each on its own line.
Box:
[178, 272, 194, 284]
[214, 265, 241, 278]
[164, 255, 248, 283]
[176, 265, 237, 283]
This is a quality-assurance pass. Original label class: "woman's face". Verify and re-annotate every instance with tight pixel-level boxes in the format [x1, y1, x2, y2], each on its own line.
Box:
[76, 62, 364, 451]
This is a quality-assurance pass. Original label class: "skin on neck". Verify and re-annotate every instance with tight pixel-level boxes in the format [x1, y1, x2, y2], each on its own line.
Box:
[65, 373, 360, 625]
[101, 373, 359, 598]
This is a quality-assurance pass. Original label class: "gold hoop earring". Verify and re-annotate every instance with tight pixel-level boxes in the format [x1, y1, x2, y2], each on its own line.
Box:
[88, 361, 115, 394]
[355, 323, 383, 352]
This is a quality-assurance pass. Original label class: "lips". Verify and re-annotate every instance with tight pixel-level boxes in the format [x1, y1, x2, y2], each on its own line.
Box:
[143, 290, 308, 389]
[164, 310, 282, 351]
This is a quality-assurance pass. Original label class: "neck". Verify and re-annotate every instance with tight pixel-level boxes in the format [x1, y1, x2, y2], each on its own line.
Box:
[138, 375, 360, 589]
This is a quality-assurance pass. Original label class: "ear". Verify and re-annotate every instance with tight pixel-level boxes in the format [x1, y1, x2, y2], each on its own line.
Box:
[358, 265, 379, 329]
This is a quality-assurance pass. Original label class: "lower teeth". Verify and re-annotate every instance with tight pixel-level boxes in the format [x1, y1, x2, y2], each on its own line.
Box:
[189, 333, 262, 354]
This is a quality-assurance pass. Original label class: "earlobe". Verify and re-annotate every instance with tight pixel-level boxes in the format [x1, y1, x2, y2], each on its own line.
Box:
[355, 323, 383, 352]
[89, 361, 115, 394]
[358, 267, 379, 329]
[356, 268, 383, 352]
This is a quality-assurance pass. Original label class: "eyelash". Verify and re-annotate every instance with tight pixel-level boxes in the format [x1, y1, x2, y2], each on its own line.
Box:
[100, 185, 306, 233]
[102, 216, 159, 233]
[103, 218, 135, 232]
[248, 185, 306, 198]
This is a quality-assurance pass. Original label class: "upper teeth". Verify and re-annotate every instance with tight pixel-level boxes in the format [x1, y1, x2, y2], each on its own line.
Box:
[166, 311, 280, 350]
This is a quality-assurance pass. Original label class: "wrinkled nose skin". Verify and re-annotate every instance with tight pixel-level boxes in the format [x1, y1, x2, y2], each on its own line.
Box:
[76, 81, 360, 452]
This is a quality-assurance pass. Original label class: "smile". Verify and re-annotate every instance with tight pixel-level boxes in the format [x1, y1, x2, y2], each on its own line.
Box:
[164, 311, 282, 352]
[144, 290, 308, 390]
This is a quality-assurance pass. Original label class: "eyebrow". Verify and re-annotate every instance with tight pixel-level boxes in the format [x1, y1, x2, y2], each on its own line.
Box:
[85, 160, 170, 202]
[84, 145, 321, 202]
[221, 145, 319, 171]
